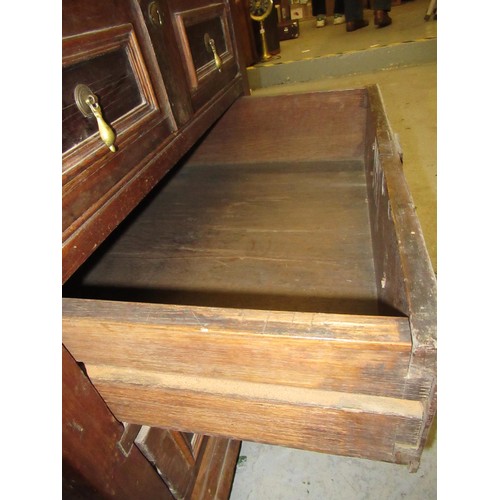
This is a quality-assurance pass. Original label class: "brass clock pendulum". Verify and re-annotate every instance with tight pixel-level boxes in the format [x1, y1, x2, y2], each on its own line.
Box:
[249, 0, 274, 62]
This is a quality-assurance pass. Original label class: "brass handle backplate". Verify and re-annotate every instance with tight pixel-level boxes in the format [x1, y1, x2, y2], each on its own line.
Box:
[148, 1, 163, 26]
[74, 84, 116, 152]
[204, 33, 222, 72]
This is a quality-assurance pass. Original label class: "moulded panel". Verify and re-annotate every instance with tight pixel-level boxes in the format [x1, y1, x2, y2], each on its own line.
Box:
[62, 24, 166, 183]
[170, 0, 239, 110]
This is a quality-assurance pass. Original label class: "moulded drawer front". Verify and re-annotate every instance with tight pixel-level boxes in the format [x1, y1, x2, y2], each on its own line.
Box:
[62, 23, 167, 187]
[170, 0, 239, 110]
[62, 0, 178, 283]
[62, 297, 423, 466]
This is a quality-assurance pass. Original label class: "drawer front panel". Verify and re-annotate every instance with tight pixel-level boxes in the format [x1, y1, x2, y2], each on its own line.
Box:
[171, 0, 239, 110]
[62, 24, 165, 182]
[185, 16, 227, 71]
[62, 297, 421, 466]
[62, 23, 167, 239]
[62, 47, 143, 154]
[62, 5, 177, 283]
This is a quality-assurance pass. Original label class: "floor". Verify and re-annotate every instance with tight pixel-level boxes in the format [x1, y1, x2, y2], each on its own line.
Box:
[230, 1, 437, 498]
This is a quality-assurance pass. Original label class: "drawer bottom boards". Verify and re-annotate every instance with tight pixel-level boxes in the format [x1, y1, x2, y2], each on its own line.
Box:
[64, 159, 379, 316]
[63, 86, 436, 471]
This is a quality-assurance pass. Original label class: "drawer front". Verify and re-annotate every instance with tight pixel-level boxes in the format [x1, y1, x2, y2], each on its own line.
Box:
[170, 0, 239, 111]
[62, 0, 179, 283]
[62, 297, 422, 466]
[62, 23, 167, 194]
[62, 42, 143, 155]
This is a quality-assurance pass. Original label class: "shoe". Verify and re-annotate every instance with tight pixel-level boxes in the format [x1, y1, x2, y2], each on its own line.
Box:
[316, 15, 326, 28]
[333, 14, 346, 25]
[346, 19, 369, 32]
[374, 10, 392, 28]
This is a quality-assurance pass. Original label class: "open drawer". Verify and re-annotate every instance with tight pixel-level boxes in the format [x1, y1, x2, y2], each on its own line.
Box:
[62, 86, 436, 471]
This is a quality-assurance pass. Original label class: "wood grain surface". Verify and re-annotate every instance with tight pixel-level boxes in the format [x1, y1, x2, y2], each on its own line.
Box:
[64, 159, 380, 316]
[62, 85, 436, 470]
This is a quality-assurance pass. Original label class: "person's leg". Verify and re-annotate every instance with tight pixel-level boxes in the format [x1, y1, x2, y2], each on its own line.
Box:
[344, 0, 363, 22]
[334, 0, 345, 14]
[372, 0, 392, 27]
[312, 0, 327, 27]
[372, 0, 391, 11]
[312, 0, 326, 16]
[333, 0, 346, 25]
[344, 0, 367, 31]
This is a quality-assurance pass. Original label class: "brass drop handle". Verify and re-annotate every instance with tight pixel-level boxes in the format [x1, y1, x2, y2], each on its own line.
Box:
[86, 95, 116, 152]
[204, 33, 222, 72]
[74, 84, 116, 152]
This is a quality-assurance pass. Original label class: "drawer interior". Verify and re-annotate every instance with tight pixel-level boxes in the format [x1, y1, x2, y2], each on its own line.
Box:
[63, 158, 381, 316]
[63, 88, 399, 318]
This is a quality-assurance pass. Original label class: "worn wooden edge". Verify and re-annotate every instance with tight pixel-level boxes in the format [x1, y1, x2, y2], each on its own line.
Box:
[85, 364, 424, 465]
[395, 379, 436, 471]
[62, 298, 410, 343]
[62, 297, 414, 398]
[135, 426, 201, 497]
[62, 77, 244, 284]
[364, 84, 436, 467]
[88, 365, 423, 419]
[365, 84, 437, 355]
[117, 422, 142, 457]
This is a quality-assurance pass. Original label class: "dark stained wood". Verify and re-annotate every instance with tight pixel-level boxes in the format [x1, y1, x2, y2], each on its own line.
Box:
[62, 45, 143, 153]
[62, 0, 245, 284]
[62, 346, 174, 499]
[62, 22, 166, 185]
[168, 0, 240, 111]
[229, 0, 259, 68]
[134, 0, 194, 127]
[187, 89, 369, 166]
[62, 0, 246, 497]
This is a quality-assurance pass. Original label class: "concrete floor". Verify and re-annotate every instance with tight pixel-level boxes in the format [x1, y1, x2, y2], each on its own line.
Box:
[230, 1, 437, 498]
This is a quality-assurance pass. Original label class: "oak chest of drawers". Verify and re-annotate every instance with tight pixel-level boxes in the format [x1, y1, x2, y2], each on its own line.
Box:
[62, 1, 436, 497]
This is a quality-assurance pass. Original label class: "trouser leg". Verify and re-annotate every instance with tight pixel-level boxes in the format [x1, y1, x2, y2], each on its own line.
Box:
[334, 0, 345, 15]
[372, 0, 391, 11]
[344, 0, 363, 22]
[312, 0, 326, 16]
